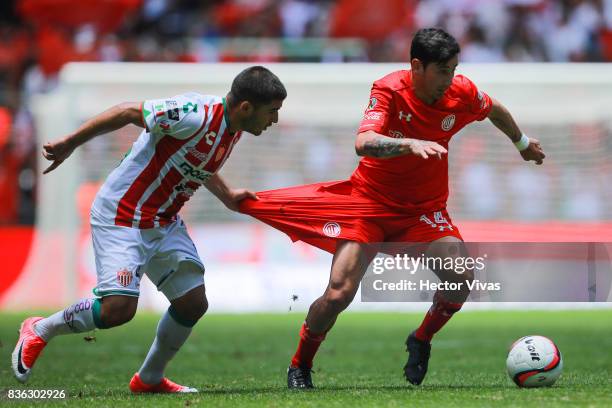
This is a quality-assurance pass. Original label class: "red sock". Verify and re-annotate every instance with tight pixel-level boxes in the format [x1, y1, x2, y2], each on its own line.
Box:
[415, 291, 463, 342]
[290, 322, 326, 368]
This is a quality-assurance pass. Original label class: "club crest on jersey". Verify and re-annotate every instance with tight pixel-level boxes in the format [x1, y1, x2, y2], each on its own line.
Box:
[323, 222, 341, 237]
[215, 146, 226, 162]
[441, 114, 455, 131]
[116, 268, 133, 287]
[399, 111, 412, 122]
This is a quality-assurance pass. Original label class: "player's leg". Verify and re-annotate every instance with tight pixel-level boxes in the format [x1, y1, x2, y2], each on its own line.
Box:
[405, 235, 473, 385]
[34, 295, 138, 339]
[131, 261, 204, 393]
[414, 235, 473, 342]
[13, 295, 138, 383]
[131, 219, 204, 393]
[288, 240, 376, 389]
[12, 223, 143, 383]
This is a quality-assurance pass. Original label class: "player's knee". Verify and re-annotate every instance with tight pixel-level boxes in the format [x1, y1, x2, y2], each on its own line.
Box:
[324, 288, 355, 313]
[170, 284, 208, 323]
[176, 298, 208, 322]
[100, 296, 138, 328]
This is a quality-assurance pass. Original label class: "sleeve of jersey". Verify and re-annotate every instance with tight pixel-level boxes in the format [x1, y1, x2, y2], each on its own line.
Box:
[357, 82, 393, 134]
[463, 76, 493, 121]
[141, 94, 205, 139]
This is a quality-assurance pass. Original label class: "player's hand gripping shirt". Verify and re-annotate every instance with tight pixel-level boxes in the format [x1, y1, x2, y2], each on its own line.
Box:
[352, 71, 492, 212]
[91, 93, 242, 228]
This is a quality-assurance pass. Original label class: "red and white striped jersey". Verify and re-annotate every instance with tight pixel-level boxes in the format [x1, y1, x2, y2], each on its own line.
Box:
[91, 93, 242, 229]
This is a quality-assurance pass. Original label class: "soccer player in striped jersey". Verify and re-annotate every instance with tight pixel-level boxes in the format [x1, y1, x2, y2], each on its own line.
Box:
[12, 66, 286, 393]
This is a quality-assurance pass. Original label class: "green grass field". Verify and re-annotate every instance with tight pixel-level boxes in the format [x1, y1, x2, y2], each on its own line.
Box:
[1, 310, 611, 407]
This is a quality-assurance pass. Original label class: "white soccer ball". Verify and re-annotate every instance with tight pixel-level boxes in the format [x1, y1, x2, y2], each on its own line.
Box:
[506, 335, 563, 388]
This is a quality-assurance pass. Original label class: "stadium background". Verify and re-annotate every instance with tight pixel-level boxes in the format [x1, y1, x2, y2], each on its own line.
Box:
[0, 0, 611, 312]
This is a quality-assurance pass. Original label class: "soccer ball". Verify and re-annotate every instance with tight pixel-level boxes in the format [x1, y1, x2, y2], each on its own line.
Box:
[506, 335, 563, 388]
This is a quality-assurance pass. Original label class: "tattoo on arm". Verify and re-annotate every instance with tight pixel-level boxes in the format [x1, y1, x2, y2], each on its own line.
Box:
[489, 102, 522, 142]
[362, 137, 405, 158]
[489, 116, 515, 138]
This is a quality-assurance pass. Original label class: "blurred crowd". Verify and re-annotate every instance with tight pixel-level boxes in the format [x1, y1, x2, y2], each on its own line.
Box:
[1, 0, 612, 224]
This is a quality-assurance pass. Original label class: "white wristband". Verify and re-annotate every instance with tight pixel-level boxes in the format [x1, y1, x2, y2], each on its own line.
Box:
[514, 133, 530, 151]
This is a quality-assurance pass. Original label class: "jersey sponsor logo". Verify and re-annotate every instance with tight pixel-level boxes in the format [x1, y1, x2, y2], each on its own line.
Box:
[323, 222, 341, 237]
[187, 146, 207, 162]
[399, 111, 412, 122]
[367, 97, 377, 110]
[174, 182, 196, 198]
[205, 131, 217, 146]
[441, 114, 455, 131]
[165, 100, 180, 121]
[388, 129, 405, 139]
[179, 161, 210, 182]
[364, 111, 382, 121]
[116, 268, 133, 287]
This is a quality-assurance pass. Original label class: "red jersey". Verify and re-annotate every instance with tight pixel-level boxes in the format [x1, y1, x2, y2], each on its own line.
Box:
[352, 70, 492, 212]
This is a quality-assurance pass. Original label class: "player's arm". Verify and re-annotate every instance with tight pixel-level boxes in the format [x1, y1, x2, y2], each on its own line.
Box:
[204, 173, 258, 212]
[42, 102, 143, 174]
[355, 130, 447, 160]
[487, 97, 545, 165]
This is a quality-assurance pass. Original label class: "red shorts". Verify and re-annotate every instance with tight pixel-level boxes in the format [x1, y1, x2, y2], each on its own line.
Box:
[239, 180, 462, 254]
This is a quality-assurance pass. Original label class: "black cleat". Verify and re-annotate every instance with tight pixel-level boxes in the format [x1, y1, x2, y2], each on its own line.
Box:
[287, 365, 314, 389]
[404, 331, 431, 385]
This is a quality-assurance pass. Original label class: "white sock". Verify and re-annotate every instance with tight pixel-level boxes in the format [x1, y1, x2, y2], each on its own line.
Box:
[33, 298, 101, 342]
[138, 307, 194, 385]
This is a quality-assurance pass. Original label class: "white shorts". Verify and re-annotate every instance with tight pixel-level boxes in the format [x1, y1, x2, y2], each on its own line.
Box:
[91, 217, 205, 301]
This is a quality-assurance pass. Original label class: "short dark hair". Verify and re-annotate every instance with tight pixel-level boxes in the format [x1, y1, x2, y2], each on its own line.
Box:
[228, 66, 287, 107]
[410, 28, 460, 67]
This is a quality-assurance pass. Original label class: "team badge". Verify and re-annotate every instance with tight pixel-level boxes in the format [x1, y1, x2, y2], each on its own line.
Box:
[215, 146, 226, 162]
[116, 268, 133, 287]
[323, 222, 341, 237]
[441, 114, 455, 131]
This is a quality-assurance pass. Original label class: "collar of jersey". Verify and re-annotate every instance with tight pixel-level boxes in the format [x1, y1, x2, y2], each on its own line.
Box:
[222, 97, 233, 134]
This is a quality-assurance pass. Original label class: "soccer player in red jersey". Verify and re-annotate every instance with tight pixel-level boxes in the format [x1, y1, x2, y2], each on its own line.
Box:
[240, 28, 545, 388]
